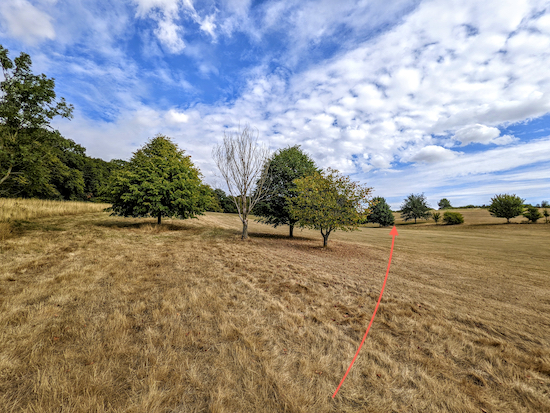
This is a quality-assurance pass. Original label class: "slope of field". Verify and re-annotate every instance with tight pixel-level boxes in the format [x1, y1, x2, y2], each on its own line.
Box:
[1, 210, 549, 412]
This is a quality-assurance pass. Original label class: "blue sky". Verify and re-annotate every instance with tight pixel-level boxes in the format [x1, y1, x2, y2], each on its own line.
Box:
[1, 0, 550, 209]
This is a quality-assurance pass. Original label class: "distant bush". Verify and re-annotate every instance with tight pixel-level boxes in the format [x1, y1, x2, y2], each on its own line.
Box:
[432, 211, 441, 224]
[541, 200, 549, 208]
[443, 211, 464, 225]
[523, 205, 543, 223]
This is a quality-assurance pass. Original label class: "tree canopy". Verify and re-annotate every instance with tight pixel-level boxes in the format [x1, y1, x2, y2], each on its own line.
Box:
[367, 197, 395, 227]
[107, 135, 211, 224]
[288, 169, 373, 247]
[1, 45, 74, 191]
[438, 198, 452, 209]
[488, 194, 524, 223]
[523, 205, 542, 223]
[254, 145, 319, 237]
[400, 193, 431, 224]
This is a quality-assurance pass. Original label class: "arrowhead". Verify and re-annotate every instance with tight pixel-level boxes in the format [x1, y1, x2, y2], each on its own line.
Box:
[389, 226, 399, 237]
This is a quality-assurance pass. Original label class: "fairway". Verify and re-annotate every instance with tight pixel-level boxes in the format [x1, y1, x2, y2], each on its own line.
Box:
[1, 210, 549, 412]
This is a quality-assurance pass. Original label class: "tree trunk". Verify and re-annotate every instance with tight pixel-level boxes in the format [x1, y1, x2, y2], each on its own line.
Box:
[0, 165, 12, 186]
[158, 213, 162, 225]
[414, 217, 417, 224]
[242, 219, 248, 240]
[289, 224, 294, 238]
[323, 234, 328, 247]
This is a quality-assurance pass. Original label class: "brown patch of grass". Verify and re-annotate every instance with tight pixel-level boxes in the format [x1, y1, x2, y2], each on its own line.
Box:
[0, 212, 549, 412]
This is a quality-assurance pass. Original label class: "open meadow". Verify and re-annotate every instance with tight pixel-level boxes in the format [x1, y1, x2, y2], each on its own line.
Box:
[1, 202, 549, 412]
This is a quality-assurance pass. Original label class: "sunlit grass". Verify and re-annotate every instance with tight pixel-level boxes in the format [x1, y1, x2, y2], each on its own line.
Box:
[0, 211, 548, 412]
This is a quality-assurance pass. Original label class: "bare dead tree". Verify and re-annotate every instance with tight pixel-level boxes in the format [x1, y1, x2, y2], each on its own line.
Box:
[212, 125, 271, 239]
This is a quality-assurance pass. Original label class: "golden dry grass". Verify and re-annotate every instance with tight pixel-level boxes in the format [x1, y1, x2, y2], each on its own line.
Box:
[0, 197, 110, 241]
[0, 210, 549, 412]
[0, 198, 110, 222]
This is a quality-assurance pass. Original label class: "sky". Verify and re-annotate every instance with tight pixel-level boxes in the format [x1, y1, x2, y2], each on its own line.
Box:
[1, 0, 550, 209]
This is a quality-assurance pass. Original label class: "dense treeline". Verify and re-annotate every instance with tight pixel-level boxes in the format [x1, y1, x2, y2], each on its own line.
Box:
[0, 44, 124, 202]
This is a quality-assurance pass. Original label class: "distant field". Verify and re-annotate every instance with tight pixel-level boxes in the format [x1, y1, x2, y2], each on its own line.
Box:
[0, 207, 549, 412]
[379, 207, 546, 227]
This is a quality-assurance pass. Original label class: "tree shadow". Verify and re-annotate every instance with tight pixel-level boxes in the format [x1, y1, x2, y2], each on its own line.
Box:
[93, 220, 197, 232]
[247, 232, 313, 241]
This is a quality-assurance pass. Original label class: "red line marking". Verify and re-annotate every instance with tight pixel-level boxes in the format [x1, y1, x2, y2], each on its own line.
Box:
[332, 225, 399, 399]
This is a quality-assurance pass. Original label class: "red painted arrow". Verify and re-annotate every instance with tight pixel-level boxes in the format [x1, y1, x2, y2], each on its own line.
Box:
[332, 225, 399, 399]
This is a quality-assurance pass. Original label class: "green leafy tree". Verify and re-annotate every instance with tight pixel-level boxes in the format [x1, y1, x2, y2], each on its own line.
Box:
[254, 145, 319, 237]
[287, 169, 374, 247]
[367, 197, 395, 227]
[523, 205, 543, 223]
[432, 211, 441, 224]
[488, 194, 524, 223]
[543, 208, 549, 224]
[400, 193, 431, 224]
[107, 135, 210, 225]
[0, 45, 73, 190]
[438, 198, 452, 209]
[213, 188, 238, 213]
[443, 211, 464, 225]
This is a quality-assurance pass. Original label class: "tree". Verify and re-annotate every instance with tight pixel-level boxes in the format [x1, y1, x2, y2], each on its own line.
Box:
[366, 197, 395, 227]
[107, 135, 210, 225]
[438, 198, 452, 209]
[0, 45, 73, 189]
[254, 145, 319, 237]
[400, 193, 431, 224]
[488, 194, 524, 223]
[212, 125, 270, 239]
[541, 200, 549, 208]
[287, 169, 374, 247]
[212, 188, 238, 213]
[432, 211, 441, 224]
[543, 208, 549, 224]
[443, 211, 464, 225]
[523, 205, 542, 223]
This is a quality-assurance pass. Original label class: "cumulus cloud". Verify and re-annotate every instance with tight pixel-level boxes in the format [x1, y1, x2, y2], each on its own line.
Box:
[0, 0, 55, 44]
[132, 0, 217, 53]
[408, 145, 459, 163]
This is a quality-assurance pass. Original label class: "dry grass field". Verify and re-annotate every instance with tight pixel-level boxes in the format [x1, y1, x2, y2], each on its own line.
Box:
[1, 203, 549, 412]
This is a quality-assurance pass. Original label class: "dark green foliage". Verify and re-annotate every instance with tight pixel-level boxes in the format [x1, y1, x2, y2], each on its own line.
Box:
[1, 45, 73, 190]
[107, 135, 210, 224]
[488, 194, 524, 223]
[438, 198, 452, 209]
[367, 197, 395, 227]
[443, 211, 464, 225]
[204, 186, 223, 212]
[543, 208, 549, 224]
[400, 193, 431, 224]
[541, 200, 549, 208]
[212, 188, 238, 213]
[432, 211, 441, 224]
[523, 205, 543, 223]
[254, 145, 319, 237]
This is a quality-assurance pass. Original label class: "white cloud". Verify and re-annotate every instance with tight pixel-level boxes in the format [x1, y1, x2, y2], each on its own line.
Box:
[0, 0, 55, 44]
[166, 109, 189, 124]
[154, 18, 186, 53]
[408, 145, 459, 163]
[453, 124, 500, 145]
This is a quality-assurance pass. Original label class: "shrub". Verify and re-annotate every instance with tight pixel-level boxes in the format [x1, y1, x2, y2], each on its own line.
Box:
[544, 208, 549, 224]
[443, 211, 464, 225]
[523, 205, 543, 223]
[432, 211, 441, 224]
